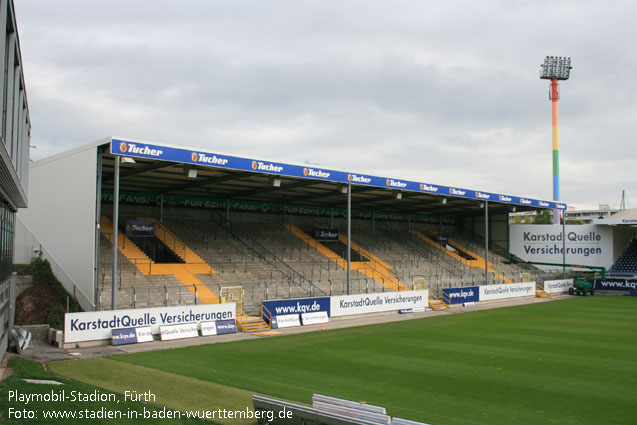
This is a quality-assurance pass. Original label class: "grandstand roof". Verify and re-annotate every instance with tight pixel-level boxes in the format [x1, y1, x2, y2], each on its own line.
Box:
[90, 136, 564, 218]
[593, 208, 637, 226]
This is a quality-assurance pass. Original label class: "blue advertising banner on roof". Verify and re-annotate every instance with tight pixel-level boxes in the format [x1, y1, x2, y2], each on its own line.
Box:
[110, 138, 566, 210]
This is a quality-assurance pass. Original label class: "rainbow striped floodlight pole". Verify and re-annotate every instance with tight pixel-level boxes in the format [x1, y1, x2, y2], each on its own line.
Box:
[540, 56, 572, 224]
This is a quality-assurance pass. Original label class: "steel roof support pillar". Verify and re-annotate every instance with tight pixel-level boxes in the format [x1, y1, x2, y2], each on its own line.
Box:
[562, 210, 567, 279]
[94, 147, 103, 310]
[484, 201, 489, 286]
[347, 183, 351, 295]
[112, 156, 120, 310]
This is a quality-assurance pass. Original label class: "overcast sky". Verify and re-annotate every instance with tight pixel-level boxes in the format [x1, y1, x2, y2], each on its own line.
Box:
[14, 0, 637, 210]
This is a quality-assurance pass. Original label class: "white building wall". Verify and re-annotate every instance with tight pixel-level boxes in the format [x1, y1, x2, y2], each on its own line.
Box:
[510, 224, 614, 269]
[17, 146, 97, 306]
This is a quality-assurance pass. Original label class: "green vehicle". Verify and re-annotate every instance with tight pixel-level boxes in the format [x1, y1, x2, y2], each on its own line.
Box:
[506, 254, 604, 296]
[569, 278, 595, 296]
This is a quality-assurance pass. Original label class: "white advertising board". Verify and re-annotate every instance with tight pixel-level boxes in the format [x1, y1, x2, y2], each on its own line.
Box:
[272, 314, 301, 329]
[200, 321, 217, 336]
[64, 303, 236, 343]
[160, 323, 199, 341]
[135, 326, 154, 343]
[479, 282, 536, 301]
[509, 225, 613, 269]
[544, 279, 573, 294]
[330, 290, 429, 318]
[301, 311, 329, 325]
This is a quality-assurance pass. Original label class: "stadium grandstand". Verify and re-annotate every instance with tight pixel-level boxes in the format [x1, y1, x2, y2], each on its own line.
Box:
[601, 209, 637, 276]
[16, 137, 579, 325]
[610, 239, 637, 274]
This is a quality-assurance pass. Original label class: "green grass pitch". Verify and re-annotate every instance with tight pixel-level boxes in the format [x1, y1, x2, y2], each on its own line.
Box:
[44, 297, 637, 424]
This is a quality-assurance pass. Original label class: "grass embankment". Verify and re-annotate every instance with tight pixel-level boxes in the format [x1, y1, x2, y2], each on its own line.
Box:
[1, 357, 214, 424]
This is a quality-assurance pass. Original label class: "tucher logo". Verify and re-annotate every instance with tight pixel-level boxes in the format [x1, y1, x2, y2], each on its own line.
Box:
[499, 195, 512, 202]
[304, 168, 330, 179]
[387, 179, 407, 188]
[449, 188, 466, 196]
[253, 161, 283, 172]
[193, 152, 229, 166]
[539, 201, 550, 207]
[520, 198, 532, 205]
[476, 192, 490, 200]
[420, 184, 438, 192]
[556, 203, 566, 209]
[121, 143, 163, 157]
[348, 174, 371, 184]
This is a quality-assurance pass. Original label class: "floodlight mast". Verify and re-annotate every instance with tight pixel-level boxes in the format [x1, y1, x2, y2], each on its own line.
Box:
[540, 56, 572, 224]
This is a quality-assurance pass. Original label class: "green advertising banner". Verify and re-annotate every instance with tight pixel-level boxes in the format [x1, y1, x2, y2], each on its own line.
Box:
[102, 190, 455, 224]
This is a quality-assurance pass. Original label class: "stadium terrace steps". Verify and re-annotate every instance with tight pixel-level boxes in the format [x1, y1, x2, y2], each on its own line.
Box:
[100, 217, 153, 270]
[286, 224, 408, 292]
[412, 231, 513, 283]
[336, 233, 394, 270]
[237, 316, 271, 333]
[99, 216, 220, 305]
[351, 225, 468, 278]
[429, 293, 450, 311]
[146, 218, 213, 266]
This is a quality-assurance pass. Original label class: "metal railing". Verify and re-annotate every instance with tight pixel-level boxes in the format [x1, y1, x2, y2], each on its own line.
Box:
[97, 214, 580, 313]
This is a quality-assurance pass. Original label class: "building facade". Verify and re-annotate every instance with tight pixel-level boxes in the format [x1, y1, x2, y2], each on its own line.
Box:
[566, 205, 618, 225]
[0, 0, 31, 360]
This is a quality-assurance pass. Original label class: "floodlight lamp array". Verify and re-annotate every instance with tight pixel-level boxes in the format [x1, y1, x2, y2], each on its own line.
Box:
[540, 56, 572, 80]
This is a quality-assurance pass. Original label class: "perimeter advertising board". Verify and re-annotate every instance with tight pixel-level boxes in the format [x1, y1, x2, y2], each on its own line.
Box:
[479, 282, 536, 301]
[509, 225, 613, 269]
[65, 303, 236, 343]
[271, 314, 301, 329]
[442, 286, 479, 304]
[330, 290, 428, 317]
[301, 311, 329, 325]
[544, 279, 573, 294]
[160, 323, 199, 341]
[111, 326, 153, 346]
[593, 279, 637, 291]
[200, 319, 237, 336]
[262, 297, 330, 323]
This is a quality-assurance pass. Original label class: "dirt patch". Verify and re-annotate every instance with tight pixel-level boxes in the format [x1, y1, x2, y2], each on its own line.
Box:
[13, 265, 32, 276]
[14, 274, 66, 327]
[0, 353, 14, 382]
